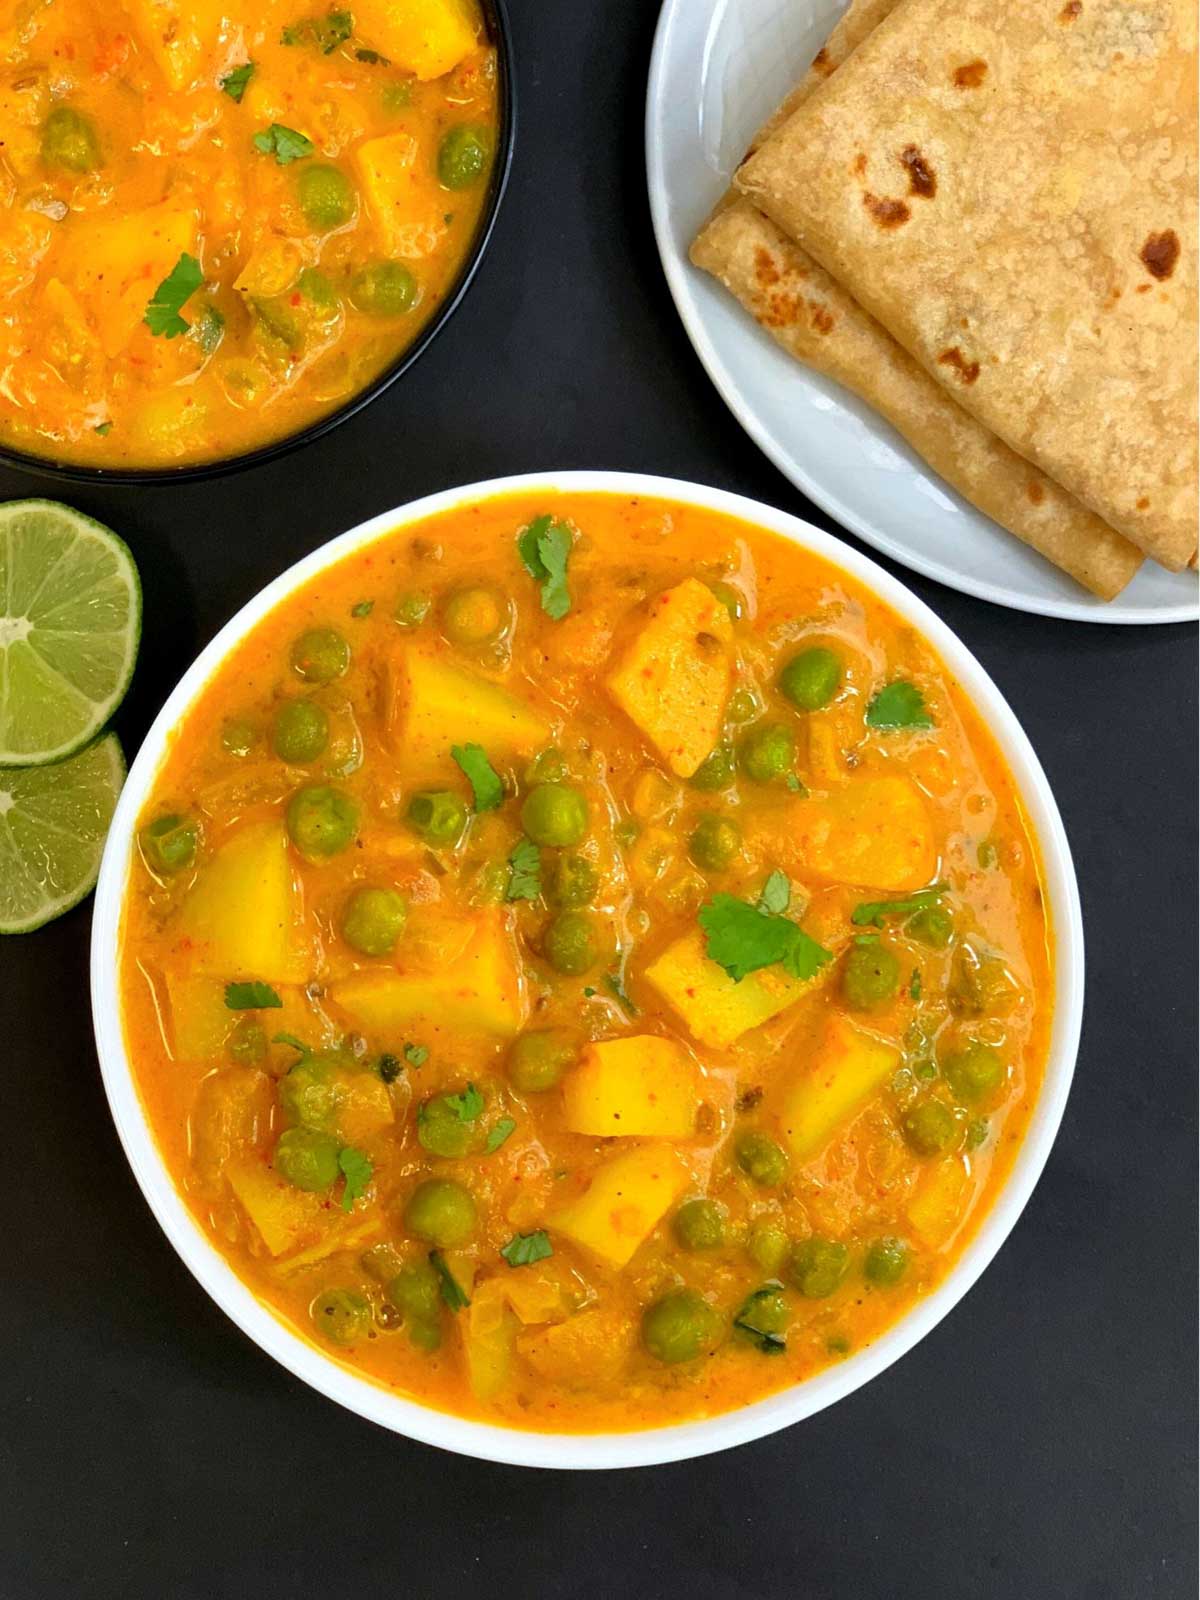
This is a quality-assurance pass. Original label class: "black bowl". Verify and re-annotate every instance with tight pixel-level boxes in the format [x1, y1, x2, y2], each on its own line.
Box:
[0, 0, 515, 486]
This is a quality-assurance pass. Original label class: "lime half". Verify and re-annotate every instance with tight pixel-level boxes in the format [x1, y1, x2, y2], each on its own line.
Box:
[0, 732, 125, 932]
[0, 500, 141, 766]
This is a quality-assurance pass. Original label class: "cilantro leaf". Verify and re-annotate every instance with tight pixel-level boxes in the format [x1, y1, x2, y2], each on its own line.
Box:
[225, 981, 282, 1009]
[451, 742, 504, 812]
[909, 969, 922, 1001]
[403, 1042, 429, 1068]
[272, 1031, 310, 1054]
[94, 421, 113, 437]
[500, 1230, 553, 1268]
[252, 123, 314, 165]
[699, 894, 831, 984]
[756, 869, 791, 915]
[444, 1082, 484, 1122]
[732, 1288, 787, 1354]
[143, 252, 204, 338]
[865, 681, 933, 730]
[355, 47, 388, 64]
[351, 599, 374, 618]
[516, 515, 573, 620]
[429, 1250, 470, 1310]
[220, 61, 255, 101]
[281, 10, 352, 52]
[505, 837, 542, 901]
[485, 1117, 516, 1153]
[338, 1146, 373, 1210]
[604, 970, 637, 1016]
[850, 884, 946, 928]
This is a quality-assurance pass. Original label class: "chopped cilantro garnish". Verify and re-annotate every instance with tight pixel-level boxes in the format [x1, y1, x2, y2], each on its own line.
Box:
[451, 742, 504, 812]
[500, 1230, 553, 1268]
[143, 252, 204, 338]
[505, 837, 542, 901]
[403, 1042, 429, 1068]
[224, 981, 282, 1009]
[281, 9, 352, 52]
[865, 681, 933, 730]
[338, 1146, 372, 1210]
[604, 970, 637, 1016]
[909, 969, 922, 1000]
[93, 421, 112, 437]
[429, 1250, 470, 1310]
[485, 1117, 516, 1153]
[444, 1083, 484, 1122]
[516, 514, 573, 620]
[784, 772, 807, 794]
[851, 885, 946, 928]
[732, 1287, 787, 1354]
[699, 893, 831, 984]
[355, 46, 389, 63]
[756, 869, 790, 915]
[273, 1031, 310, 1054]
[220, 61, 255, 102]
[252, 123, 314, 165]
[351, 599, 374, 617]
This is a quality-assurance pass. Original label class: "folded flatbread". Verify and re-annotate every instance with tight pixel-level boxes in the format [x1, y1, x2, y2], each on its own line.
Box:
[691, 0, 1143, 597]
[737, 0, 1198, 569]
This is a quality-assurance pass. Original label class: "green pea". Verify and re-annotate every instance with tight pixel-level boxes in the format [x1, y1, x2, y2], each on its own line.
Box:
[739, 722, 796, 783]
[220, 718, 256, 757]
[942, 1041, 1005, 1105]
[442, 585, 509, 648]
[227, 1019, 267, 1065]
[290, 627, 350, 684]
[747, 1221, 789, 1274]
[901, 1099, 965, 1157]
[405, 789, 467, 845]
[543, 910, 598, 976]
[688, 813, 741, 872]
[727, 688, 759, 724]
[733, 1284, 790, 1346]
[394, 589, 431, 628]
[707, 581, 744, 621]
[350, 260, 419, 316]
[274, 1127, 341, 1191]
[689, 743, 736, 792]
[779, 647, 842, 711]
[386, 1260, 442, 1349]
[272, 699, 329, 763]
[864, 1237, 910, 1286]
[310, 1287, 371, 1345]
[417, 1093, 482, 1159]
[342, 886, 407, 956]
[908, 905, 954, 948]
[287, 784, 359, 860]
[641, 1289, 722, 1365]
[437, 123, 491, 189]
[41, 104, 101, 173]
[361, 1242, 405, 1284]
[508, 1028, 576, 1092]
[673, 1198, 726, 1251]
[139, 813, 199, 876]
[524, 748, 568, 786]
[297, 162, 356, 228]
[404, 1178, 477, 1247]
[735, 1130, 789, 1188]
[550, 853, 599, 908]
[521, 783, 588, 847]
[788, 1237, 850, 1298]
[842, 942, 901, 1010]
[278, 1054, 340, 1132]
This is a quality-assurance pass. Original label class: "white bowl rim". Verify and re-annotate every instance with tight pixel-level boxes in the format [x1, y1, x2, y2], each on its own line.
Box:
[90, 469, 1084, 1471]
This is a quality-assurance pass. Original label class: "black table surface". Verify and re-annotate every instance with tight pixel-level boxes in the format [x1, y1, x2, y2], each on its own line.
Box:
[2, 3, 1195, 1596]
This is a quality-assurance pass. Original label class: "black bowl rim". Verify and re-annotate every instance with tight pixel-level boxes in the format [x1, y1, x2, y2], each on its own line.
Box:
[0, 0, 516, 487]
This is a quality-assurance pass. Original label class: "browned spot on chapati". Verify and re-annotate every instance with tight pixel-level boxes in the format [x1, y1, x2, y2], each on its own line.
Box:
[1140, 230, 1180, 280]
[1027, 481, 1045, 505]
[853, 152, 868, 178]
[1059, 1, 1081, 19]
[953, 59, 988, 88]
[812, 46, 834, 76]
[938, 347, 980, 384]
[900, 145, 936, 197]
[863, 193, 910, 228]
[753, 248, 781, 288]
[1136, 496, 1150, 509]
[810, 303, 835, 334]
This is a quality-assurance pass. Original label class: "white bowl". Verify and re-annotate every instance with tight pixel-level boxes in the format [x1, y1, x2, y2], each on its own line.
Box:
[90, 471, 1084, 1470]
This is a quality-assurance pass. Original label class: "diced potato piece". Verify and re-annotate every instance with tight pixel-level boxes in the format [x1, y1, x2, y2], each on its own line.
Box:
[605, 578, 733, 777]
[165, 973, 232, 1061]
[518, 1306, 631, 1387]
[278, 1213, 383, 1274]
[502, 1271, 566, 1327]
[561, 1035, 699, 1138]
[352, 0, 479, 79]
[123, 0, 227, 89]
[465, 1287, 518, 1401]
[190, 1067, 274, 1186]
[228, 1159, 336, 1257]
[768, 776, 936, 892]
[548, 1145, 689, 1267]
[55, 204, 197, 358]
[176, 821, 310, 984]
[336, 1071, 395, 1145]
[354, 132, 448, 257]
[644, 928, 818, 1050]
[779, 1014, 900, 1162]
[385, 648, 550, 776]
[907, 1155, 971, 1246]
[332, 911, 527, 1036]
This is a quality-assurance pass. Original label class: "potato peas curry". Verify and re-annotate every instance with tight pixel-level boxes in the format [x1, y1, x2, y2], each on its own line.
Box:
[120, 494, 1052, 1432]
[0, 0, 498, 468]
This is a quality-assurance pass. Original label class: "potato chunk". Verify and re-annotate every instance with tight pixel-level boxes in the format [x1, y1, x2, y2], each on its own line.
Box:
[332, 911, 526, 1036]
[643, 928, 819, 1050]
[548, 1145, 689, 1267]
[385, 648, 550, 777]
[561, 1035, 699, 1138]
[764, 776, 936, 892]
[352, 0, 479, 80]
[124, 0, 226, 89]
[176, 821, 309, 984]
[605, 578, 733, 777]
[190, 1067, 273, 1186]
[55, 204, 198, 358]
[779, 1015, 899, 1162]
[165, 973, 232, 1062]
[228, 1159, 335, 1257]
[907, 1155, 970, 1246]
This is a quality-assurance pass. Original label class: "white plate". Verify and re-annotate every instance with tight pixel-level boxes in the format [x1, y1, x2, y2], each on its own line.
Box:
[645, 0, 1199, 624]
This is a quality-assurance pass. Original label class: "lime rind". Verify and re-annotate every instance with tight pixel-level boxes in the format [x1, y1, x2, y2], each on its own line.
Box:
[0, 500, 141, 767]
[0, 731, 126, 933]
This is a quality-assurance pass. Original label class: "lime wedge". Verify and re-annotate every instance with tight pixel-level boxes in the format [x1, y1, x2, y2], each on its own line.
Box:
[0, 500, 141, 766]
[0, 732, 125, 933]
